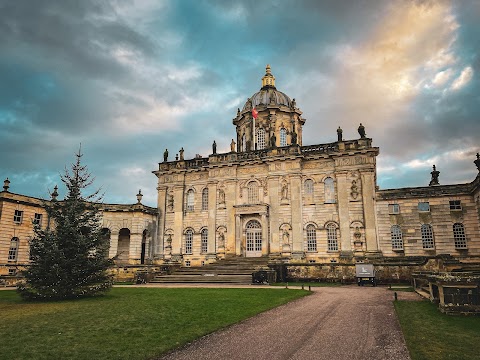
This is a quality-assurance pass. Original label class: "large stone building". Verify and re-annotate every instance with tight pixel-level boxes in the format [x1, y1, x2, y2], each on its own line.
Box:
[1, 65, 480, 277]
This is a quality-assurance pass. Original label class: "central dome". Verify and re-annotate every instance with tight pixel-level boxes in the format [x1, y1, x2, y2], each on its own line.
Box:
[242, 65, 293, 111]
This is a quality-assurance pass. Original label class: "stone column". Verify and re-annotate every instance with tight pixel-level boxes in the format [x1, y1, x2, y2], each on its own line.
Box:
[361, 170, 380, 254]
[173, 183, 185, 255]
[336, 172, 352, 256]
[129, 230, 143, 264]
[207, 182, 217, 254]
[109, 230, 119, 258]
[290, 174, 303, 255]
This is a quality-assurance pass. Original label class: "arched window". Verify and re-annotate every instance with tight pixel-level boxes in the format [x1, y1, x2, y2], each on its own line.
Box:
[421, 224, 434, 249]
[327, 224, 339, 251]
[201, 229, 208, 253]
[280, 128, 287, 147]
[185, 229, 193, 254]
[242, 134, 247, 152]
[186, 189, 194, 211]
[304, 179, 314, 196]
[8, 237, 19, 261]
[257, 128, 266, 150]
[324, 177, 335, 203]
[247, 182, 259, 204]
[306, 225, 317, 252]
[391, 225, 403, 250]
[453, 223, 467, 249]
[202, 188, 208, 211]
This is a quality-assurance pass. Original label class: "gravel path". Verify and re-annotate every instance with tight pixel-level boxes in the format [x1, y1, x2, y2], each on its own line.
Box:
[159, 286, 417, 360]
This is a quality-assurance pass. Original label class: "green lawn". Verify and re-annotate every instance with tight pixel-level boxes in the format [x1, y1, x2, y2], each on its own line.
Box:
[394, 301, 480, 360]
[271, 282, 345, 287]
[0, 287, 308, 360]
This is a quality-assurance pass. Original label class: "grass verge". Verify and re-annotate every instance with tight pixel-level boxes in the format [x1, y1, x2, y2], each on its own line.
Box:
[394, 300, 480, 360]
[0, 287, 308, 360]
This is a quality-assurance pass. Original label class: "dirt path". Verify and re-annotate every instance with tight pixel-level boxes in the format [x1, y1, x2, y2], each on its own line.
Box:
[159, 286, 418, 360]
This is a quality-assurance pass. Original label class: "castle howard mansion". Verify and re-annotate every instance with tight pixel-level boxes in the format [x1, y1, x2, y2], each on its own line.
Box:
[1, 65, 480, 276]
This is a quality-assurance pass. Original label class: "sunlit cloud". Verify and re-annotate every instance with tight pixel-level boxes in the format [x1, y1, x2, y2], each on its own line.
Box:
[451, 66, 474, 90]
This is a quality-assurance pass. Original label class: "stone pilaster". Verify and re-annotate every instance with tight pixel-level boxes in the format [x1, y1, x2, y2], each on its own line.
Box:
[225, 180, 237, 255]
[156, 185, 168, 256]
[361, 170, 380, 253]
[336, 172, 352, 255]
[173, 183, 185, 255]
[268, 176, 280, 254]
[290, 174, 303, 254]
[207, 182, 217, 254]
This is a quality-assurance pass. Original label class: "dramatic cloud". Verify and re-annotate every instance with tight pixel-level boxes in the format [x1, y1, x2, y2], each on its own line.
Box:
[1, 0, 479, 205]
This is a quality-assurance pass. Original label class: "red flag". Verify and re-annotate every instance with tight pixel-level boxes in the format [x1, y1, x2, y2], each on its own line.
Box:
[252, 107, 258, 119]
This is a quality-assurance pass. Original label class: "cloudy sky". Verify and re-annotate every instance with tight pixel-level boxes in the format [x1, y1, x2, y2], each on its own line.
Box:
[1, 0, 479, 206]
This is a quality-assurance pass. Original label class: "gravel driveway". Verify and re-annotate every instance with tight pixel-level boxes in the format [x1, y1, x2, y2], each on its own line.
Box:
[159, 286, 417, 360]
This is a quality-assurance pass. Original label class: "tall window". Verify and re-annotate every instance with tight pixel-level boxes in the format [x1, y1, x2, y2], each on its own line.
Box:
[453, 223, 467, 249]
[304, 179, 314, 196]
[247, 182, 259, 203]
[327, 224, 339, 251]
[324, 177, 335, 203]
[201, 229, 208, 253]
[186, 190, 194, 212]
[257, 128, 266, 150]
[280, 128, 287, 147]
[33, 213, 43, 226]
[421, 224, 435, 249]
[306, 225, 317, 252]
[185, 230, 193, 254]
[391, 225, 403, 250]
[8, 237, 19, 261]
[242, 134, 247, 152]
[13, 210, 23, 224]
[202, 188, 209, 211]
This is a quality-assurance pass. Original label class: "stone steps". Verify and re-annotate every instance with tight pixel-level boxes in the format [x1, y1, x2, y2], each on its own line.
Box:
[151, 257, 270, 284]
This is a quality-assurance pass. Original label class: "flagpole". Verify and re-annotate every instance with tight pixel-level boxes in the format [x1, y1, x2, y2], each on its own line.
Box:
[253, 112, 256, 151]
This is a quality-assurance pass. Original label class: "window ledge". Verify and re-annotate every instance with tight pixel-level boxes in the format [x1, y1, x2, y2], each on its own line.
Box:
[392, 249, 404, 252]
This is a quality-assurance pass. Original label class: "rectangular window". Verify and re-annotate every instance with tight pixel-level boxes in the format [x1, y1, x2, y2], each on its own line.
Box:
[184, 260, 191, 267]
[449, 200, 462, 210]
[33, 213, 43, 226]
[13, 210, 23, 224]
[8, 268, 17, 276]
[418, 202, 430, 212]
[389, 204, 400, 214]
[8, 238, 19, 261]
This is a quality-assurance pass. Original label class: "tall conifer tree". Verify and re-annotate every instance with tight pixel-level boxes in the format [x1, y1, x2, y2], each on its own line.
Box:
[18, 149, 113, 300]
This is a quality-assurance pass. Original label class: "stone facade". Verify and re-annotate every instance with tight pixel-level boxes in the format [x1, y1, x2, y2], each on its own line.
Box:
[151, 66, 480, 267]
[0, 186, 157, 276]
[1, 65, 479, 277]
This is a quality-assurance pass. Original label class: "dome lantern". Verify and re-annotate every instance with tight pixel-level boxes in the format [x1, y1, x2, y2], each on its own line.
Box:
[261, 64, 276, 89]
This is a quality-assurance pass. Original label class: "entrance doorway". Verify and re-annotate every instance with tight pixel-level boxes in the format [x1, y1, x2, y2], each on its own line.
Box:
[245, 220, 262, 257]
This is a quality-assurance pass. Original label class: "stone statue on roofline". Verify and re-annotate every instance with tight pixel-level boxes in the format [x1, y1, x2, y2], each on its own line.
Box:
[337, 126, 343, 142]
[212, 140, 217, 154]
[358, 123, 366, 138]
[163, 149, 168, 162]
[429, 165, 440, 186]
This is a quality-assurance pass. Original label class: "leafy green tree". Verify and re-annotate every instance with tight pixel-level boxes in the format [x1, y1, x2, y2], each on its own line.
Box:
[18, 150, 113, 300]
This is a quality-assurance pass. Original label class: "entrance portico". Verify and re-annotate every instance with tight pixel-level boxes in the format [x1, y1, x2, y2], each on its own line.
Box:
[234, 204, 269, 257]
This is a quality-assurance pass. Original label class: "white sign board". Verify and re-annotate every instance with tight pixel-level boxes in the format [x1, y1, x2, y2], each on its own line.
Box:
[355, 264, 375, 277]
